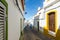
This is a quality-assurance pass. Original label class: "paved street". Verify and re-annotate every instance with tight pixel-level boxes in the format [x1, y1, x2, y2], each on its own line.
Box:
[21, 26, 53, 40]
[23, 27, 42, 40]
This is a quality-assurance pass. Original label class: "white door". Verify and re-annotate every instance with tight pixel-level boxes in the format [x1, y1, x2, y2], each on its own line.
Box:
[0, 2, 6, 40]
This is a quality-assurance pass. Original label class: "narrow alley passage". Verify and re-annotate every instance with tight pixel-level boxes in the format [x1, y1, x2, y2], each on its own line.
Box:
[20, 26, 54, 40]
[23, 27, 41, 40]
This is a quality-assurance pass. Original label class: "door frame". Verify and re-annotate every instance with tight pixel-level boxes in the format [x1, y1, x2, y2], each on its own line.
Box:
[46, 9, 58, 36]
[48, 12, 55, 32]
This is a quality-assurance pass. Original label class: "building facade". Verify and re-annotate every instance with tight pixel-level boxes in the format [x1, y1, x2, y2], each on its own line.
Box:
[32, 0, 60, 40]
[43, 0, 60, 40]
[0, 0, 24, 40]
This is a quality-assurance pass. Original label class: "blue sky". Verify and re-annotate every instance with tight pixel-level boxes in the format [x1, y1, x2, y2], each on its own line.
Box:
[24, 0, 45, 20]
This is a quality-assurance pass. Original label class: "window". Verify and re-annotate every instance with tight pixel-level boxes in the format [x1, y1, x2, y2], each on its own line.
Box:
[0, 2, 6, 40]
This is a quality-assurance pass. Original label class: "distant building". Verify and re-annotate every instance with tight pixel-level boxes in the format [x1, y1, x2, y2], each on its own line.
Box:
[28, 16, 34, 27]
[33, 7, 44, 31]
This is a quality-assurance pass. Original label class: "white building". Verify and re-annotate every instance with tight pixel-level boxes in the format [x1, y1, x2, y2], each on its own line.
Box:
[33, 7, 44, 31]
[0, 0, 24, 40]
[43, 0, 60, 40]
[28, 16, 34, 27]
[24, 20, 29, 27]
[32, 0, 60, 40]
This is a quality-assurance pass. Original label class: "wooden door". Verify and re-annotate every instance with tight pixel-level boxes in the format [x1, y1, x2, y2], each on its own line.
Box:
[48, 12, 55, 32]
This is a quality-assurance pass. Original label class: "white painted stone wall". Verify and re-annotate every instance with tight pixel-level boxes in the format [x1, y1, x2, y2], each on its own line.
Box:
[44, 1, 60, 30]
[43, 0, 57, 8]
[39, 1, 60, 33]
[6, 0, 24, 40]
[57, 7, 60, 30]
[34, 16, 39, 28]
[37, 8, 45, 32]
[41, 1, 60, 36]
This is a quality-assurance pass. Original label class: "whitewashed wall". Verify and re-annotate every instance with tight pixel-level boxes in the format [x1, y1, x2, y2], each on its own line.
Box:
[6, 0, 24, 40]
[34, 16, 39, 28]
[34, 19, 37, 28]
[44, 1, 60, 30]
[39, 1, 60, 33]
[43, 0, 58, 8]
[37, 8, 45, 32]
[57, 7, 60, 30]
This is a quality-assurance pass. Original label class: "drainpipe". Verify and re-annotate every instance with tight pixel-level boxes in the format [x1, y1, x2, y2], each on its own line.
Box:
[15, 0, 24, 16]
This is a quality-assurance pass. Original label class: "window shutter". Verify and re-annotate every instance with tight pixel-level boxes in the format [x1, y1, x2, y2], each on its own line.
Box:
[0, 2, 6, 40]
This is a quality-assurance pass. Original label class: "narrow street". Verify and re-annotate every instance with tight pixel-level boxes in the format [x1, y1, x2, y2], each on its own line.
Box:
[23, 27, 42, 40]
[0, 0, 60, 40]
[21, 26, 53, 40]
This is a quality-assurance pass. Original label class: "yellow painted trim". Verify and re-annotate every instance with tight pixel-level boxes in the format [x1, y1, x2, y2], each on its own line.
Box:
[46, 9, 58, 34]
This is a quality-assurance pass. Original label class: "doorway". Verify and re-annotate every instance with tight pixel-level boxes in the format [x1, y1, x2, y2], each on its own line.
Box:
[37, 21, 39, 31]
[20, 18, 22, 32]
[48, 12, 55, 32]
